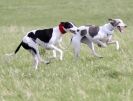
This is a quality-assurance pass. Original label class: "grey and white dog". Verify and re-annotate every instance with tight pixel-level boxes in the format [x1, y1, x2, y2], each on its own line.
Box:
[71, 18, 127, 58]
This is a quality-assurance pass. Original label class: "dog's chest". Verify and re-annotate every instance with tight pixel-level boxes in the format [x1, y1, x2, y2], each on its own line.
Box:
[48, 28, 61, 44]
[98, 30, 112, 42]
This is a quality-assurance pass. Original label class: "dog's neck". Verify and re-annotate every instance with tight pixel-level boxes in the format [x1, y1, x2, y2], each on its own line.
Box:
[59, 24, 66, 34]
[101, 23, 114, 35]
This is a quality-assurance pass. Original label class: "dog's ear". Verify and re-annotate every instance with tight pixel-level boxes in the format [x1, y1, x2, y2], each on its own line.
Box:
[80, 29, 87, 36]
[108, 18, 113, 21]
[60, 22, 65, 25]
[108, 19, 119, 26]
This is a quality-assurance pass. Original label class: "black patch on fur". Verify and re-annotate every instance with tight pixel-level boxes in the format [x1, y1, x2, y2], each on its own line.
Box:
[21, 42, 37, 54]
[61, 22, 73, 29]
[89, 26, 99, 37]
[27, 28, 53, 43]
[80, 30, 87, 36]
[110, 20, 119, 27]
[28, 32, 36, 40]
[35, 28, 53, 43]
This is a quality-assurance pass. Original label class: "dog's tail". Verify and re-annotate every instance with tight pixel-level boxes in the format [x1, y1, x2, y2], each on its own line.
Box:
[6, 42, 22, 56]
[14, 41, 22, 54]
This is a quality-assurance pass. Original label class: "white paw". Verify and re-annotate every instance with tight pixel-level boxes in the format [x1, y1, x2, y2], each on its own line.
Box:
[35, 66, 38, 70]
[44, 60, 50, 64]
[103, 43, 107, 47]
[60, 57, 63, 61]
[116, 41, 119, 50]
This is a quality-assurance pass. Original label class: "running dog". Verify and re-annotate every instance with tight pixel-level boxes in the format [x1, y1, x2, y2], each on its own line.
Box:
[71, 18, 127, 58]
[7, 22, 77, 69]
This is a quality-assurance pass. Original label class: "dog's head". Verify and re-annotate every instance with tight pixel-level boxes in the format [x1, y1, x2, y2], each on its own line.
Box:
[108, 18, 127, 33]
[60, 22, 78, 32]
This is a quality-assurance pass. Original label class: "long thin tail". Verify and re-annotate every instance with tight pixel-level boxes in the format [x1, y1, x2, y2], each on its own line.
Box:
[6, 41, 22, 56]
[14, 41, 22, 54]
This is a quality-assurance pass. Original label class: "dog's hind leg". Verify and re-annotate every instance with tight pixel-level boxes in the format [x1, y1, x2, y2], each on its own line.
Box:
[81, 37, 103, 58]
[91, 42, 103, 58]
[71, 36, 81, 58]
[53, 50, 57, 58]
[72, 42, 80, 58]
[29, 50, 39, 70]
[22, 40, 42, 69]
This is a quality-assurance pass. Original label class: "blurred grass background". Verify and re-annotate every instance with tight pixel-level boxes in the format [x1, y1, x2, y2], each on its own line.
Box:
[0, 0, 133, 101]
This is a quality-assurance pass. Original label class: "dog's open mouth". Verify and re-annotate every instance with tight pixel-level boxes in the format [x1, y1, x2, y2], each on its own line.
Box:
[117, 26, 126, 33]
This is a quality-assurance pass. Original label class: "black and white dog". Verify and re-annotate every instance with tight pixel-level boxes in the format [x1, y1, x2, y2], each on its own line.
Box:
[7, 22, 77, 69]
[71, 19, 127, 58]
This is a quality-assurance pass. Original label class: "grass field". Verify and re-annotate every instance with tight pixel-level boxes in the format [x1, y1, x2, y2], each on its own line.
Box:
[0, 0, 133, 101]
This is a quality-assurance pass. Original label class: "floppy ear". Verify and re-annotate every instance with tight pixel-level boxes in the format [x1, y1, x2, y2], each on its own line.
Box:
[114, 22, 120, 26]
[80, 29, 87, 36]
[60, 22, 65, 25]
[108, 18, 113, 21]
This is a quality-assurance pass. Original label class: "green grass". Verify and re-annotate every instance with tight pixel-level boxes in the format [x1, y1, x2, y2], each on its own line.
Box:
[0, 0, 133, 101]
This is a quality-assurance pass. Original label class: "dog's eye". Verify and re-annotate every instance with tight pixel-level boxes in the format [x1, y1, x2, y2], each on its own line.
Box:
[77, 29, 79, 32]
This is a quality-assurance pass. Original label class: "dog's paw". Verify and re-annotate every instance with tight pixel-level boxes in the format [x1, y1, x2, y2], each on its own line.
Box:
[116, 42, 120, 50]
[99, 56, 103, 58]
[97, 43, 107, 48]
[59, 58, 63, 61]
[44, 60, 50, 64]
[96, 55, 103, 58]
[116, 46, 119, 50]
[93, 53, 103, 58]
[97, 44, 102, 47]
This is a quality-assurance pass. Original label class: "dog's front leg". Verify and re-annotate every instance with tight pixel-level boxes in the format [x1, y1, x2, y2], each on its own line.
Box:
[93, 39, 107, 48]
[107, 40, 119, 50]
[58, 38, 65, 50]
[50, 45, 63, 60]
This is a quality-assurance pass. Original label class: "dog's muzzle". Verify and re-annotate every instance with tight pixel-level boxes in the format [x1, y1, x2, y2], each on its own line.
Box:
[70, 29, 79, 34]
[117, 25, 127, 33]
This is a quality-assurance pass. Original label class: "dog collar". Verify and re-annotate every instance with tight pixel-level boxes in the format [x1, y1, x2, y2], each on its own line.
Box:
[59, 24, 66, 34]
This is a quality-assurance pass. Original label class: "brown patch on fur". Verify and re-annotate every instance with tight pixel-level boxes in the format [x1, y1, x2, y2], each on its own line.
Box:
[80, 30, 87, 36]
[89, 26, 99, 37]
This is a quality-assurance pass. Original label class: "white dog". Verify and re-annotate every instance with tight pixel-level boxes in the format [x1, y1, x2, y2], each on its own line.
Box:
[71, 18, 127, 58]
[7, 22, 77, 69]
